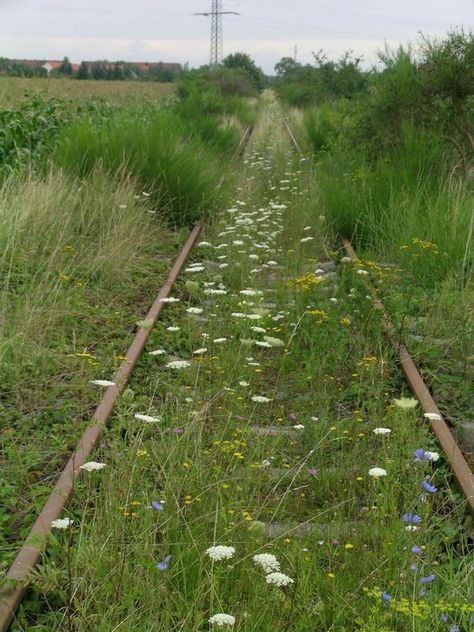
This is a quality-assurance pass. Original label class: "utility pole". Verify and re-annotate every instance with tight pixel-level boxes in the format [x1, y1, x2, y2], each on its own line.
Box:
[195, 1, 239, 67]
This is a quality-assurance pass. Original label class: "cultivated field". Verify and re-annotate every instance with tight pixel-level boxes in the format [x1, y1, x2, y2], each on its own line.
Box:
[0, 76, 174, 106]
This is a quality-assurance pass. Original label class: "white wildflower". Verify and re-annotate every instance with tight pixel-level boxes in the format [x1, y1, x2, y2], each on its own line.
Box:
[341, 256, 352, 263]
[166, 360, 191, 369]
[255, 341, 272, 348]
[368, 467, 387, 478]
[300, 236, 314, 243]
[261, 459, 271, 468]
[425, 451, 440, 461]
[209, 614, 235, 627]
[204, 289, 227, 295]
[213, 337, 227, 343]
[253, 553, 280, 573]
[186, 266, 205, 273]
[51, 517, 73, 529]
[265, 572, 294, 587]
[159, 297, 180, 303]
[252, 395, 271, 403]
[394, 397, 418, 409]
[240, 289, 263, 297]
[166, 326, 180, 332]
[148, 349, 166, 356]
[205, 545, 236, 561]
[356, 269, 369, 276]
[187, 307, 204, 314]
[329, 297, 338, 304]
[424, 412, 441, 422]
[293, 424, 305, 430]
[251, 326, 266, 333]
[89, 379, 115, 387]
[80, 461, 106, 472]
[238, 381, 249, 387]
[134, 414, 161, 423]
[373, 427, 391, 435]
[193, 348, 207, 355]
[263, 336, 284, 347]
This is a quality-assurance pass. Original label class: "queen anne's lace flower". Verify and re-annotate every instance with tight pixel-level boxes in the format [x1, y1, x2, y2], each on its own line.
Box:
[187, 307, 204, 314]
[205, 545, 236, 561]
[134, 414, 161, 423]
[253, 553, 280, 573]
[209, 613, 235, 626]
[166, 360, 191, 369]
[90, 379, 115, 387]
[368, 467, 387, 478]
[373, 427, 391, 435]
[80, 461, 106, 472]
[424, 412, 441, 421]
[252, 395, 271, 403]
[265, 572, 294, 587]
[51, 517, 73, 529]
[394, 397, 418, 409]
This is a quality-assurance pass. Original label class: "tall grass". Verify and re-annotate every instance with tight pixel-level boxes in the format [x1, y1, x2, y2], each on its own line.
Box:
[0, 167, 167, 391]
[302, 113, 473, 284]
[53, 109, 236, 225]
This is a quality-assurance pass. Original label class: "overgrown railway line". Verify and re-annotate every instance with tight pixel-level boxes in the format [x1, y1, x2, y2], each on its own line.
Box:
[0, 109, 472, 631]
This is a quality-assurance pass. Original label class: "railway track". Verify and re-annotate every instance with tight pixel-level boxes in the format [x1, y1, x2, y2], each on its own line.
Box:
[1, 109, 472, 630]
[281, 113, 474, 514]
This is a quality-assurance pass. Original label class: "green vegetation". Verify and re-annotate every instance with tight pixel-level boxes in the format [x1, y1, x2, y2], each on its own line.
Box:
[11, 98, 472, 632]
[0, 42, 472, 632]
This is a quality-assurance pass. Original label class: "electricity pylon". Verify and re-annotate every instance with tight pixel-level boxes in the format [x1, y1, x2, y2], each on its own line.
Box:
[195, 1, 239, 67]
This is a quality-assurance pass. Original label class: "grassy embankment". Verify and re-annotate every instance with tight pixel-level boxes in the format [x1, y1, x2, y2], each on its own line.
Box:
[13, 95, 473, 632]
[283, 32, 473, 438]
[0, 77, 252, 578]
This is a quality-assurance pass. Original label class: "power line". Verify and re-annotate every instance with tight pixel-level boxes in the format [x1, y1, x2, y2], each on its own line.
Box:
[195, 1, 239, 67]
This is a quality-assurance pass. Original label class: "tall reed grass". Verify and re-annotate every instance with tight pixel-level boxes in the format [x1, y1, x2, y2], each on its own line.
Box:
[53, 109, 236, 224]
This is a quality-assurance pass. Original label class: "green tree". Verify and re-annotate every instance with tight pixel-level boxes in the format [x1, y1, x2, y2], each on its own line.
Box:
[59, 56, 73, 76]
[223, 52, 265, 90]
[77, 61, 89, 80]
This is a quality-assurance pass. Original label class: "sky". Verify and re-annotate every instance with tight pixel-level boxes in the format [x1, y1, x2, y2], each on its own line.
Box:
[0, 0, 472, 73]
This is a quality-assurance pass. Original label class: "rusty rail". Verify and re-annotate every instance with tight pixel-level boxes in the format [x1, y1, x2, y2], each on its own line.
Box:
[282, 114, 474, 514]
[341, 238, 474, 514]
[0, 223, 202, 632]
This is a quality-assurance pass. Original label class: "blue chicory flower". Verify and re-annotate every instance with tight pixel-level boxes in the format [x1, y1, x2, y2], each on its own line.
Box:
[411, 545, 422, 554]
[157, 555, 172, 571]
[422, 480, 437, 493]
[381, 591, 391, 606]
[420, 574, 435, 584]
[413, 448, 426, 462]
[151, 501, 164, 511]
[440, 614, 449, 623]
[403, 513, 422, 524]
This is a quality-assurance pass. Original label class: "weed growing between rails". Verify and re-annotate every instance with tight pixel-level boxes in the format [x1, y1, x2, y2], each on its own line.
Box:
[16, 101, 473, 631]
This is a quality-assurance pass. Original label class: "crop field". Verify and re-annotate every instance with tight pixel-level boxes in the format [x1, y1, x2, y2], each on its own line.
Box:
[0, 77, 174, 106]
[0, 31, 472, 632]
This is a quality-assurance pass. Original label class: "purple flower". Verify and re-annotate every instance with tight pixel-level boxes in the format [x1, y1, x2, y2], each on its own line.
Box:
[173, 427, 184, 435]
[308, 468, 319, 477]
[331, 539, 339, 545]
[422, 480, 437, 493]
[151, 501, 164, 511]
[419, 589, 426, 598]
[381, 591, 391, 606]
[157, 555, 172, 571]
[440, 614, 449, 623]
[413, 448, 426, 462]
[420, 574, 435, 584]
[410, 563, 418, 571]
[288, 412, 297, 421]
[449, 626, 459, 632]
[411, 545, 422, 555]
[402, 513, 422, 524]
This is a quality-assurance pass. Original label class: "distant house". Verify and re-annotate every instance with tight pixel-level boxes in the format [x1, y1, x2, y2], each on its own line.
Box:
[41, 60, 80, 75]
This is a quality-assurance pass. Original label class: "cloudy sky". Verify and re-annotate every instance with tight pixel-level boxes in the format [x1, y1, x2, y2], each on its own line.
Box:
[0, 0, 472, 73]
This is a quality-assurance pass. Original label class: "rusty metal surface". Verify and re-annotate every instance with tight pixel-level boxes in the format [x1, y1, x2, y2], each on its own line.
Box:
[341, 238, 474, 514]
[0, 223, 202, 632]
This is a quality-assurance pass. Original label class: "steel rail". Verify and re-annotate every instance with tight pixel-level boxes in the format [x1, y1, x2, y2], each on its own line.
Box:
[281, 112, 474, 514]
[341, 238, 474, 515]
[0, 223, 202, 632]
